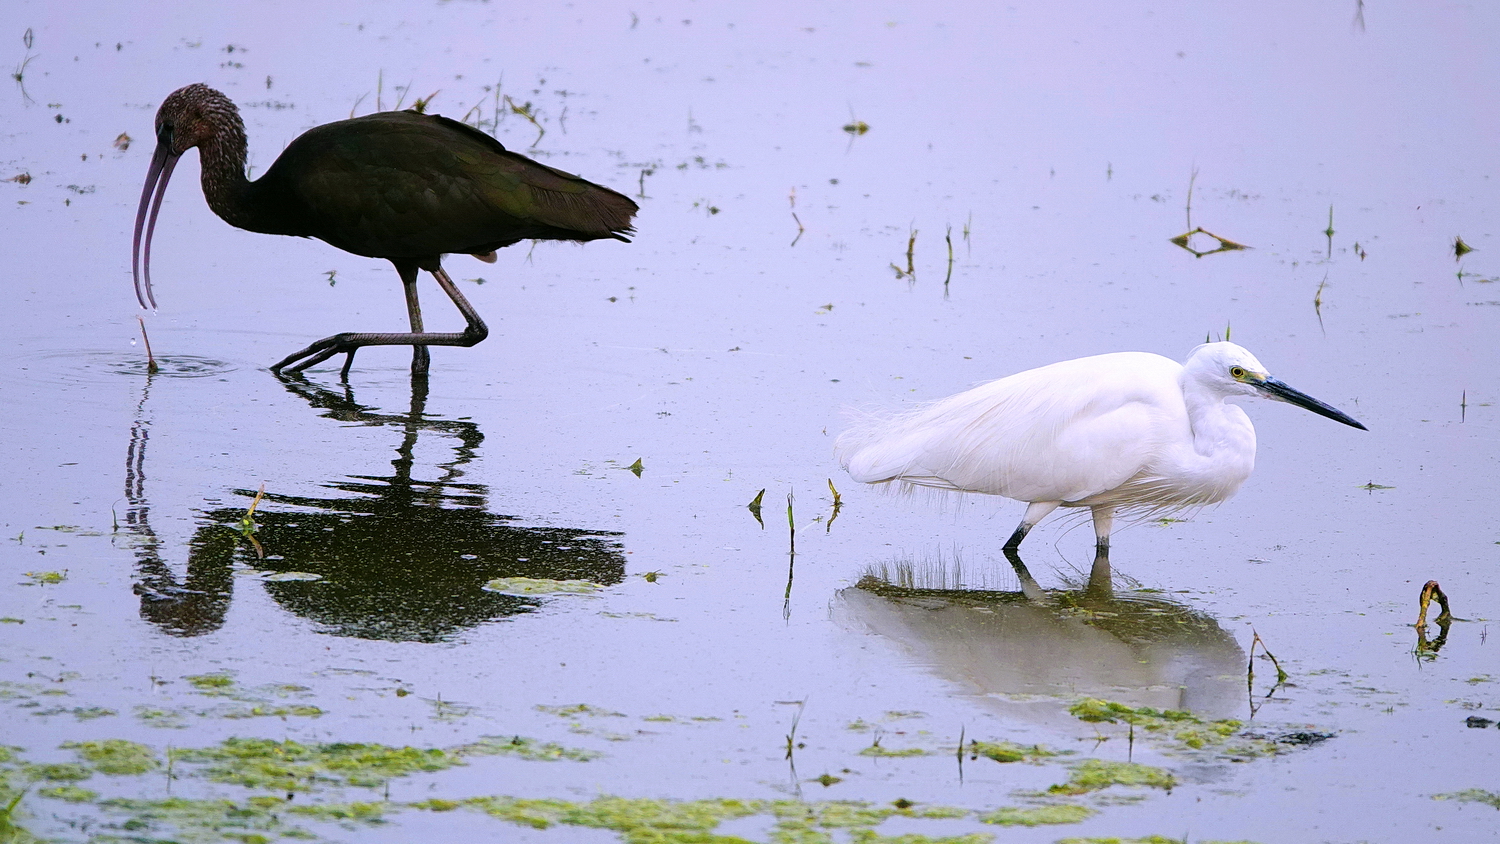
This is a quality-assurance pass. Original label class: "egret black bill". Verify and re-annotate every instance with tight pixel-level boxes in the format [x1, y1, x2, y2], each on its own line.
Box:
[1256, 378, 1367, 430]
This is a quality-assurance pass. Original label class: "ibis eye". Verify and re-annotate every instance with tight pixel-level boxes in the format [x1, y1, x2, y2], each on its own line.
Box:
[1230, 366, 1246, 379]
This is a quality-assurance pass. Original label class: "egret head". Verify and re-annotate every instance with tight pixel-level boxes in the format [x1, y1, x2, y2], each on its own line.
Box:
[132, 84, 244, 310]
[1185, 342, 1366, 430]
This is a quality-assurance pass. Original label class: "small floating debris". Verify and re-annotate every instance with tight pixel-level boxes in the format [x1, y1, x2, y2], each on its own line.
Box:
[482, 577, 602, 596]
[261, 571, 322, 582]
[1170, 226, 1249, 258]
[747, 488, 766, 528]
[1415, 580, 1452, 628]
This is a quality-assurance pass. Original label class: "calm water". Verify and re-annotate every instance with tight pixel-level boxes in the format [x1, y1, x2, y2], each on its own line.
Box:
[1, 2, 1497, 842]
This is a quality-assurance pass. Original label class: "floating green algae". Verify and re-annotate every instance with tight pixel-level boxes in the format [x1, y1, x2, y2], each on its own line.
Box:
[536, 702, 626, 718]
[1068, 698, 1286, 756]
[428, 797, 982, 843]
[36, 785, 97, 802]
[1049, 760, 1176, 795]
[459, 795, 764, 841]
[459, 795, 577, 829]
[456, 735, 602, 762]
[98, 796, 304, 842]
[848, 831, 992, 843]
[220, 704, 325, 720]
[23, 763, 91, 782]
[166, 734, 598, 793]
[980, 803, 1096, 826]
[859, 744, 929, 758]
[175, 738, 458, 791]
[185, 672, 237, 692]
[1433, 789, 1500, 809]
[134, 705, 190, 728]
[564, 796, 764, 840]
[968, 740, 1061, 764]
[286, 800, 389, 823]
[64, 739, 159, 775]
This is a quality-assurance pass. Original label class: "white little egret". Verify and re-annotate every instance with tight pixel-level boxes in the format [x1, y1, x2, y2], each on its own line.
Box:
[835, 342, 1366, 554]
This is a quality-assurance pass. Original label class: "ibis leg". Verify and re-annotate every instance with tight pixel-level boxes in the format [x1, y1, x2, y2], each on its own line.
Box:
[1003, 501, 1060, 550]
[401, 264, 431, 376]
[270, 260, 490, 376]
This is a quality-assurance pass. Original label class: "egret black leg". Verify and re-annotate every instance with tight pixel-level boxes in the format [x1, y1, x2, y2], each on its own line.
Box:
[1004, 501, 1060, 550]
[1090, 505, 1114, 558]
[269, 259, 489, 376]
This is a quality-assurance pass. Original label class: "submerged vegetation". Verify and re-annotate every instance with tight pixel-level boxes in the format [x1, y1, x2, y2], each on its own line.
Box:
[0, 691, 1331, 842]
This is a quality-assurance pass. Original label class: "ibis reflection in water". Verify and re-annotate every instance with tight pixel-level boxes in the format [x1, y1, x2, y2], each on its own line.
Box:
[838, 342, 1365, 556]
[124, 375, 625, 641]
[133, 84, 637, 378]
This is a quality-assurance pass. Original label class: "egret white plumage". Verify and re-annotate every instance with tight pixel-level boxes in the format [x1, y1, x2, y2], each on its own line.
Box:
[835, 342, 1366, 554]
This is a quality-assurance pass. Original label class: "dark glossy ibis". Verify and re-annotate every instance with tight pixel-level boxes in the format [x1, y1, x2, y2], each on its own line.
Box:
[133, 83, 638, 377]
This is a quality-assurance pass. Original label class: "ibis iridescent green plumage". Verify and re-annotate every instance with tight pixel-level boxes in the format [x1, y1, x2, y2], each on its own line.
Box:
[133, 83, 637, 377]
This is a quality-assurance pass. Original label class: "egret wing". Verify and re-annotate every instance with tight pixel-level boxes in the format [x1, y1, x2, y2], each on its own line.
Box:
[839, 352, 1186, 504]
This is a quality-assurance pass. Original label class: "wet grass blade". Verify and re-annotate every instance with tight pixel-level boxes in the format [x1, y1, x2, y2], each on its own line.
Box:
[1185, 166, 1198, 229]
[944, 224, 954, 292]
[786, 492, 795, 552]
[1313, 274, 1327, 335]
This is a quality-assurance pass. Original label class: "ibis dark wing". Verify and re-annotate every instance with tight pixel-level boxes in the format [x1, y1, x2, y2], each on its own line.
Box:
[263, 111, 636, 261]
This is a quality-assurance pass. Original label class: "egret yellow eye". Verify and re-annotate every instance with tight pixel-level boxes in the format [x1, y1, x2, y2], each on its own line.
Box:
[1230, 366, 1246, 379]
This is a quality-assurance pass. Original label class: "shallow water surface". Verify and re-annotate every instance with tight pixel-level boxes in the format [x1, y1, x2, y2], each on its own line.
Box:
[2, 2, 1498, 842]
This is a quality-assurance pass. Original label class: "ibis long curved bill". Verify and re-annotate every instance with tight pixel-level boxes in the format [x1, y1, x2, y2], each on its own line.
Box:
[1253, 377, 1366, 430]
[132, 138, 179, 310]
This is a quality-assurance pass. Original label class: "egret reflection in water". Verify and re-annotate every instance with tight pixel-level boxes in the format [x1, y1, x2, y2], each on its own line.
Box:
[835, 550, 1245, 726]
[125, 375, 625, 642]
